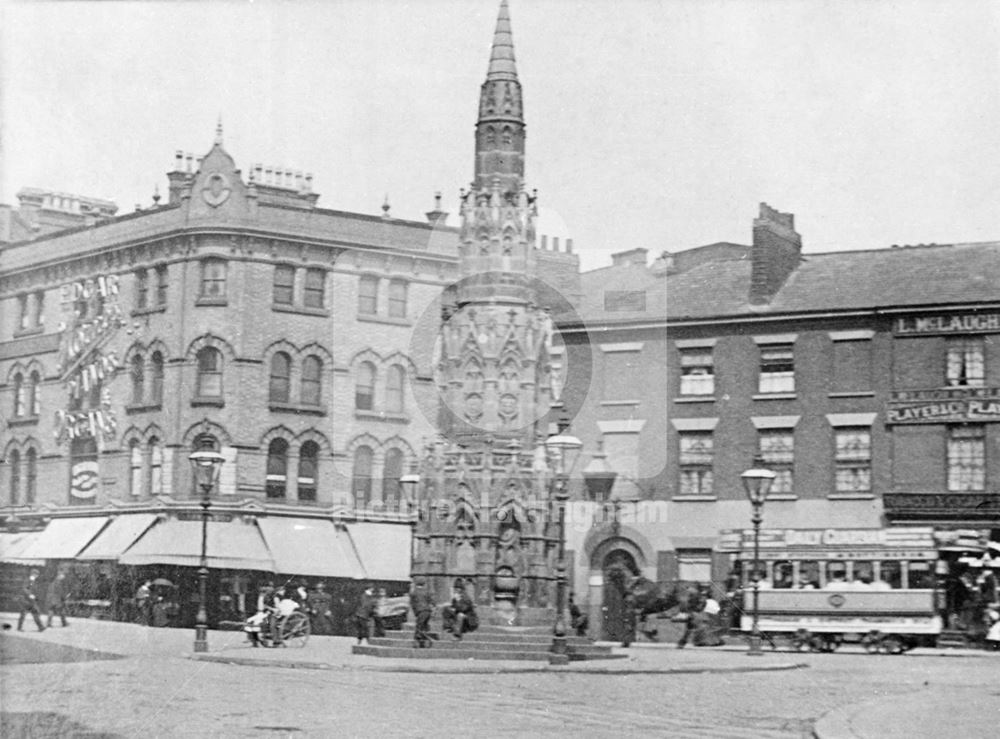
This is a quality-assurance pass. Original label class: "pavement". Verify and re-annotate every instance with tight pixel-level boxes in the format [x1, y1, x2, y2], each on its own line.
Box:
[3, 612, 999, 738]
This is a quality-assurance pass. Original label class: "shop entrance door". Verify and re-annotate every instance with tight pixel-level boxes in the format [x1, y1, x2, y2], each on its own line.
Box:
[602, 549, 639, 641]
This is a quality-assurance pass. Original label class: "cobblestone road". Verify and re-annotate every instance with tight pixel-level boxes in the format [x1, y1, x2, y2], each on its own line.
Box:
[2, 619, 998, 738]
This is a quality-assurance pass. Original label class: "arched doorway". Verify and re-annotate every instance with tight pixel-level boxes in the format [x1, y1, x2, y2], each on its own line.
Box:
[602, 549, 639, 641]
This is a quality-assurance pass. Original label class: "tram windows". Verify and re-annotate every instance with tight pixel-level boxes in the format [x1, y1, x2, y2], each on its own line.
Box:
[773, 561, 794, 588]
[908, 562, 935, 589]
[825, 562, 848, 588]
[853, 561, 876, 587]
[798, 561, 820, 589]
[878, 561, 901, 589]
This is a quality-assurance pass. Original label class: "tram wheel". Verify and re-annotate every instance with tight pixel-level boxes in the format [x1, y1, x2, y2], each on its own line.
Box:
[862, 631, 883, 654]
[881, 636, 904, 655]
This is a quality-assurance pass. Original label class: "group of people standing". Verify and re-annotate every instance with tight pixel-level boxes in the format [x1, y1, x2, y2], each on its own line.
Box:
[17, 569, 70, 632]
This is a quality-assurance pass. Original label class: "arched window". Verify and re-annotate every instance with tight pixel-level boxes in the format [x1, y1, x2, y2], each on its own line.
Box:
[500, 360, 520, 395]
[301, 356, 322, 406]
[502, 126, 512, 145]
[13, 373, 25, 417]
[131, 353, 145, 404]
[352, 445, 373, 507]
[193, 434, 218, 453]
[9, 449, 20, 504]
[196, 347, 223, 398]
[298, 441, 319, 503]
[485, 126, 496, 146]
[29, 370, 41, 416]
[266, 439, 289, 499]
[386, 365, 405, 413]
[69, 436, 99, 505]
[382, 448, 404, 508]
[151, 352, 164, 405]
[25, 448, 37, 504]
[149, 437, 163, 495]
[130, 441, 143, 496]
[269, 352, 291, 403]
[356, 362, 375, 411]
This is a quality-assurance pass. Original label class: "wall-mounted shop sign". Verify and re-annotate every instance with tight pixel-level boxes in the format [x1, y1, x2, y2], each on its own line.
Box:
[887, 397, 1000, 424]
[894, 313, 1000, 336]
[55, 274, 125, 446]
[718, 527, 937, 553]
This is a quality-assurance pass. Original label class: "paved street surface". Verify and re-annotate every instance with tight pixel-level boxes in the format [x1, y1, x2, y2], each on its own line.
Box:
[1, 613, 998, 738]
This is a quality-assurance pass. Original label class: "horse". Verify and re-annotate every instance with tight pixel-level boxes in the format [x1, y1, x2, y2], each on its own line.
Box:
[615, 574, 696, 646]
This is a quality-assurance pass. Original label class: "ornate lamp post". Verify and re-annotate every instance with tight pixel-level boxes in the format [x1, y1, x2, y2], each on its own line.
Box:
[399, 466, 421, 577]
[545, 426, 582, 661]
[189, 450, 225, 653]
[741, 462, 776, 657]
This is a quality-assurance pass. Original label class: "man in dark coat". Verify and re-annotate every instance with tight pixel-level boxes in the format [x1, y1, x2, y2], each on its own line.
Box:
[46, 571, 70, 628]
[308, 582, 334, 635]
[441, 580, 478, 639]
[18, 569, 46, 632]
[410, 579, 435, 648]
[353, 586, 376, 644]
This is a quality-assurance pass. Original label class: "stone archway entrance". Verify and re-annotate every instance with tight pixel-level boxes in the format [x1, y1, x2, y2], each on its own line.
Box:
[602, 549, 639, 642]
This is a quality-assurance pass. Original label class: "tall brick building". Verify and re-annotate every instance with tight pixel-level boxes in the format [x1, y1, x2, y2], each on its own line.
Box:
[0, 1, 578, 628]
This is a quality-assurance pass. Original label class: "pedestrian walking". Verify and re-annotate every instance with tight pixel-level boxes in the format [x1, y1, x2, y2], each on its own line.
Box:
[135, 580, 152, 625]
[18, 569, 46, 632]
[569, 592, 589, 637]
[46, 571, 70, 628]
[308, 582, 335, 635]
[409, 578, 434, 648]
[353, 586, 376, 644]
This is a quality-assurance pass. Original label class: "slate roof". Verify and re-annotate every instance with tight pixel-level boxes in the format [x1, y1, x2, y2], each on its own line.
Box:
[577, 261, 667, 323]
[668, 241, 1000, 321]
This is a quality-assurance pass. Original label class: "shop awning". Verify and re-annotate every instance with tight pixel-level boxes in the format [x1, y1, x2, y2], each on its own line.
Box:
[77, 513, 158, 560]
[119, 518, 275, 572]
[345, 522, 411, 581]
[19, 517, 110, 560]
[257, 517, 365, 579]
[0, 531, 46, 565]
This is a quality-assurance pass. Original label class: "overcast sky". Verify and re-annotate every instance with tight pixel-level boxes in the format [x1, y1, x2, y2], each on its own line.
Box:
[3, 0, 1000, 271]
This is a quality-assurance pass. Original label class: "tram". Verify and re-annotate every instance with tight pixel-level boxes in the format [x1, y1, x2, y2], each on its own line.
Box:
[718, 526, 943, 653]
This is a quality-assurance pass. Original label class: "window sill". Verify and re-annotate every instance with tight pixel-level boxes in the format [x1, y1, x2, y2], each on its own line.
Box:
[673, 396, 715, 404]
[191, 397, 225, 407]
[269, 402, 327, 416]
[752, 393, 797, 401]
[125, 403, 163, 414]
[358, 314, 412, 327]
[766, 493, 798, 501]
[671, 495, 718, 502]
[131, 306, 167, 317]
[195, 297, 228, 307]
[828, 391, 875, 398]
[13, 326, 44, 338]
[600, 400, 641, 407]
[7, 415, 40, 427]
[354, 410, 410, 423]
[828, 492, 876, 500]
[272, 304, 329, 317]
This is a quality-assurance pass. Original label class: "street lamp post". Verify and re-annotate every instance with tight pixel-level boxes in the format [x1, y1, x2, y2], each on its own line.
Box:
[741, 463, 776, 657]
[399, 466, 421, 578]
[544, 427, 582, 662]
[189, 450, 225, 653]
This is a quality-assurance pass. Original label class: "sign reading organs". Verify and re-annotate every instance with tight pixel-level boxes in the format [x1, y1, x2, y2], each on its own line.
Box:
[55, 274, 126, 448]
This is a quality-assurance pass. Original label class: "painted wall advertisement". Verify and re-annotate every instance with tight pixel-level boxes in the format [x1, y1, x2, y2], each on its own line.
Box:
[55, 275, 126, 500]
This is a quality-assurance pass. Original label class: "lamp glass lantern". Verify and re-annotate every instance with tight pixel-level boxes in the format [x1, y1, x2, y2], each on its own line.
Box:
[189, 450, 225, 492]
[740, 467, 776, 506]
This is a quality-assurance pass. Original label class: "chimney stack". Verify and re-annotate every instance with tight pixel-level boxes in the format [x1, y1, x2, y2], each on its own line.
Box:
[749, 203, 801, 304]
